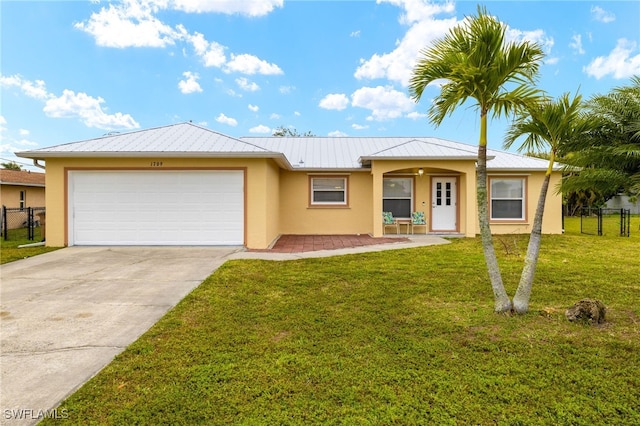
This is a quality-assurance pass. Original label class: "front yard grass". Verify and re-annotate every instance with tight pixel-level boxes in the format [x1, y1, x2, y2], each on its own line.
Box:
[46, 217, 639, 424]
[0, 228, 60, 264]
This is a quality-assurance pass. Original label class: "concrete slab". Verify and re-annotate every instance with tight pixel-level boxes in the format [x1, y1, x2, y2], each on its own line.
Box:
[0, 246, 241, 425]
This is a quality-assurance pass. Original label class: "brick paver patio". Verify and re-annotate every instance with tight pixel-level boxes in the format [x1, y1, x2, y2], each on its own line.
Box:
[250, 234, 410, 253]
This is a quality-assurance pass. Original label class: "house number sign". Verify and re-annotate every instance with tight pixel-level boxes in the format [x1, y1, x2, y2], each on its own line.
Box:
[150, 161, 164, 167]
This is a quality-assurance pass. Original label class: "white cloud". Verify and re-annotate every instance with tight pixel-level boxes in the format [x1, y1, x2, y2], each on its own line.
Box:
[183, 30, 227, 67]
[350, 30, 361, 38]
[406, 111, 428, 120]
[569, 34, 585, 55]
[584, 38, 640, 80]
[351, 86, 415, 121]
[355, 1, 456, 86]
[319, 93, 349, 111]
[170, 0, 283, 17]
[249, 124, 271, 134]
[248, 104, 259, 112]
[74, 0, 178, 48]
[178, 71, 203, 94]
[19, 129, 30, 136]
[76, 2, 283, 76]
[0, 75, 50, 100]
[294, 111, 301, 116]
[270, 113, 281, 120]
[279, 85, 294, 94]
[43, 89, 139, 130]
[224, 54, 283, 75]
[236, 77, 260, 92]
[328, 130, 348, 137]
[1, 74, 139, 130]
[591, 6, 615, 23]
[351, 123, 369, 130]
[506, 27, 554, 55]
[215, 113, 238, 126]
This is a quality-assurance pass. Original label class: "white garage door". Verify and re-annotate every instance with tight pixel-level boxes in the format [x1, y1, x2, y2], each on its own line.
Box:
[68, 170, 244, 246]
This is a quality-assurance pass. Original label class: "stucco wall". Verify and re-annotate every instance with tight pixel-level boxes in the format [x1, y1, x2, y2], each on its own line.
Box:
[0, 185, 45, 208]
[42, 157, 280, 248]
[278, 170, 374, 235]
[486, 171, 564, 235]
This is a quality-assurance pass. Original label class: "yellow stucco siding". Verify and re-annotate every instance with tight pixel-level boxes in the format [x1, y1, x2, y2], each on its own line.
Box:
[40, 155, 565, 249]
[278, 171, 373, 235]
[487, 172, 563, 235]
[0, 185, 45, 208]
[41, 157, 280, 248]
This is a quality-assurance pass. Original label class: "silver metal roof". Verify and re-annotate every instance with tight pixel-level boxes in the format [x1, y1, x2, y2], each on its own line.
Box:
[17, 123, 556, 171]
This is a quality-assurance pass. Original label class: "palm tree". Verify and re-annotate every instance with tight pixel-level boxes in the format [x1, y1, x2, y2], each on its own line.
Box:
[409, 6, 545, 313]
[504, 93, 594, 313]
[562, 76, 640, 200]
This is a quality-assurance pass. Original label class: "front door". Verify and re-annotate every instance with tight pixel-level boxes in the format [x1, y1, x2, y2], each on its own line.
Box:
[431, 177, 457, 231]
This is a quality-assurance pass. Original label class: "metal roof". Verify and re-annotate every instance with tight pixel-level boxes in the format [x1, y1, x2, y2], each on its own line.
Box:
[16, 123, 557, 171]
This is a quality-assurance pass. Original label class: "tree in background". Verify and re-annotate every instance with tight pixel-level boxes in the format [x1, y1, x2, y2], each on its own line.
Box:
[1, 161, 22, 170]
[504, 92, 595, 313]
[409, 6, 545, 313]
[272, 126, 315, 137]
[562, 76, 640, 204]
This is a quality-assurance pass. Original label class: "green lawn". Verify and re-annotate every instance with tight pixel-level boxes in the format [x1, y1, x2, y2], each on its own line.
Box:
[43, 217, 640, 424]
[0, 227, 61, 264]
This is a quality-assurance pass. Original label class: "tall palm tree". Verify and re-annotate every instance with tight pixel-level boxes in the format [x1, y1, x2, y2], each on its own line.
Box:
[504, 93, 594, 313]
[409, 6, 545, 313]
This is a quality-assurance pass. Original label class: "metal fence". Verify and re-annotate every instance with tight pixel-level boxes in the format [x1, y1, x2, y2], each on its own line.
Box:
[1, 206, 46, 241]
[580, 208, 631, 237]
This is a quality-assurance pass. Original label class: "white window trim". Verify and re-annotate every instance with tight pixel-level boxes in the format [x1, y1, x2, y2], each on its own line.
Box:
[383, 177, 414, 219]
[489, 177, 526, 221]
[310, 176, 348, 206]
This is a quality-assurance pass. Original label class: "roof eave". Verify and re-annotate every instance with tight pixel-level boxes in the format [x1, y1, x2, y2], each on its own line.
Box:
[16, 150, 294, 169]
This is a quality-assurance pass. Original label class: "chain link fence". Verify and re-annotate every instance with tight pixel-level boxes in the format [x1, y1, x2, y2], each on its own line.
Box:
[1, 206, 46, 241]
[580, 208, 631, 237]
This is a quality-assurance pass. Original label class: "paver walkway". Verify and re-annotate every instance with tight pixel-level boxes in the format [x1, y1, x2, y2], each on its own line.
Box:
[250, 234, 410, 253]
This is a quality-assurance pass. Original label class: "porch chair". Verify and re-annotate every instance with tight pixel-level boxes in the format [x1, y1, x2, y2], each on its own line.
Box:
[382, 211, 398, 235]
[410, 211, 428, 234]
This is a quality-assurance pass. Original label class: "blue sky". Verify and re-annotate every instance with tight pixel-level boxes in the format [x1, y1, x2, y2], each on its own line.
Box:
[1, 0, 639, 170]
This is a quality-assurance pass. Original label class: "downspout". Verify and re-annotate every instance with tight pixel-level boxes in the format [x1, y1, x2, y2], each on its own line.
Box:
[33, 159, 45, 170]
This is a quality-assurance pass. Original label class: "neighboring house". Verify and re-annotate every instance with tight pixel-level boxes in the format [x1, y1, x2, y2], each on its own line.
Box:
[0, 169, 46, 209]
[16, 122, 563, 249]
[605, 194, 640, 214]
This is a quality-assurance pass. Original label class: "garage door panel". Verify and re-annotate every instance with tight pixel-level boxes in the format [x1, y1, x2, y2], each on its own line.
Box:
[69, 171, 244, 246]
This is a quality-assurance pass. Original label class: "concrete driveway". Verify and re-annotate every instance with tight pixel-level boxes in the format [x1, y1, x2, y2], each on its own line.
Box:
[0, 246, 240, 425]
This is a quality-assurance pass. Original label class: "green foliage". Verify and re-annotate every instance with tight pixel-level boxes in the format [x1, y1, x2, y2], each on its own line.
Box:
[562, 76, 640, 200]
[45, 220, 640, 424]
[272, 126, 315, 137]
[1, 161, 22, 170]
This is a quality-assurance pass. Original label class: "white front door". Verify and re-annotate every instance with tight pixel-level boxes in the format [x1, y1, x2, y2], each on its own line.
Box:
[431, 177, 457, 231]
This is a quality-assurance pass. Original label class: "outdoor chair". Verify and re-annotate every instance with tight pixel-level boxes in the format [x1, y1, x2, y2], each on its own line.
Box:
[410, 211, 428, 234]
[382, 211, 398, 235]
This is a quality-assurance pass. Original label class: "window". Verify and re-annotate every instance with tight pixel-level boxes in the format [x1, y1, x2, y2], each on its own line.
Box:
[383, 177, 412, 218]
[311, 177, 347, 205]
[490, 177, 526, 220]
[19, 191, 26, 210]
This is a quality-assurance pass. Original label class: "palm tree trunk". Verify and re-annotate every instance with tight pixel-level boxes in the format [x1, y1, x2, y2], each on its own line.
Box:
[512, 161, 553, 314]
[477, 114, 512, 313]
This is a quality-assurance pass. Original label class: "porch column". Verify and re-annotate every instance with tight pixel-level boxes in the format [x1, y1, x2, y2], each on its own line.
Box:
[371, 165, 384, 237]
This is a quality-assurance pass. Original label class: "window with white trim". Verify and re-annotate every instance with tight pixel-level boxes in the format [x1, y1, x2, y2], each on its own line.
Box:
[19, 191, 26, 210]
[383, 177, 413, 218]
[490, 177, 526, 220]
[311, 177, 347, 205]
